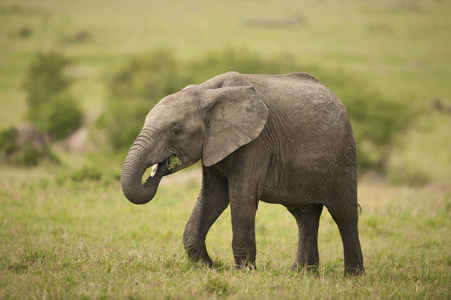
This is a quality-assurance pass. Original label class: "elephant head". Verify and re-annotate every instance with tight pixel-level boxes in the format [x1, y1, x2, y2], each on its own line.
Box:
[121, 83, 268, 205]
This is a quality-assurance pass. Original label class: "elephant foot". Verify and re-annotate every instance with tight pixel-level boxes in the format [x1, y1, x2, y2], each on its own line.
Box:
[344, 265, 365, 276]
[235, 262, 257, 271]
[192, 256, 214, 268]
[184, 255, 214, 269]
[234, 257, 257, 270]
[291, 262, 319, 275]
[183, 245, 214, 268]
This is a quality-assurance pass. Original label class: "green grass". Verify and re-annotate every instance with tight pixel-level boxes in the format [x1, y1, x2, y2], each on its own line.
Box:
[0, 165, 449, 299]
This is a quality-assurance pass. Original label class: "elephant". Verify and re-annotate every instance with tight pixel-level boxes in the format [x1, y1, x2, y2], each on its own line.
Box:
[121, 71, 365, 275]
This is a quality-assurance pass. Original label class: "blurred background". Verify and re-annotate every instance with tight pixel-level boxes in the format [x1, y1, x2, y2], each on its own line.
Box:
[1, 0, 450, 188]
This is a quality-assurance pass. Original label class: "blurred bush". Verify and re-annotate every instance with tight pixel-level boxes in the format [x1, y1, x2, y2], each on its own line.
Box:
[22, 52, 83, 141]
[0, 124, 58, 166]
[96, 49, 186, 151]
[97, 48, 412, 173]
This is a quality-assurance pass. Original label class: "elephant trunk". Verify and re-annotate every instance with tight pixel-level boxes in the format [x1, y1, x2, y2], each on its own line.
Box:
[121, 129, 168, 205]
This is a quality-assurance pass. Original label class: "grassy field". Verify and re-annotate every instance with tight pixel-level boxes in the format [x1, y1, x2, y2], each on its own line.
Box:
[0, 165, 449, 299]
[1, 0, 450, 299]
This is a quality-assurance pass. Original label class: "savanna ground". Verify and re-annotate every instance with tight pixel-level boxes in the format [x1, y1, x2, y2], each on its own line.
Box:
[1, 0, 450, 299]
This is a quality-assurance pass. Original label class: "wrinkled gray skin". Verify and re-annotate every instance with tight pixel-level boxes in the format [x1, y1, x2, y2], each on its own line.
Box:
[121, 72, 364, 275]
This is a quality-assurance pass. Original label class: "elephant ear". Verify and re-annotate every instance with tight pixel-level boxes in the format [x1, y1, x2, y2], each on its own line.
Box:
[202, 86, 268, 167]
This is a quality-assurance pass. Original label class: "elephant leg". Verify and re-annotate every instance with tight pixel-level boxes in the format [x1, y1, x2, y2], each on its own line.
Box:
[228, 189, 259, 269]
[288, 204, 323, 272]
[327, 204, 365, 276]
[229, 189, 258, 269]
[227, 153, 268, 269]
[183, 166, 229, 267]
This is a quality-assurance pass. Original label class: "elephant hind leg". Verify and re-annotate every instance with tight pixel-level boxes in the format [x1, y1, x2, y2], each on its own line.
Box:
[287, 204, 323, 272]
[327, 203, 365, 276]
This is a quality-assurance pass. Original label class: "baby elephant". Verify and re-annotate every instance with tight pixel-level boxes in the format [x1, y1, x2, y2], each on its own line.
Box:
[121, 72, 364, 275]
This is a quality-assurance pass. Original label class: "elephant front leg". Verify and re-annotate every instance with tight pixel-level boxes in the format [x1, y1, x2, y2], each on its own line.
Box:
[183, 166, 229, 267]
[229, 176, 263, 269]
[230, 201, 258, 268]
[183, 219, 214, 266]
[227, 147, 269, 269]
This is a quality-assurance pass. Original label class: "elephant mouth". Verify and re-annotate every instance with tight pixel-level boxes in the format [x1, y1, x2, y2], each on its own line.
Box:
[142, 160, 169, 188]
[143, 155, 182, 186]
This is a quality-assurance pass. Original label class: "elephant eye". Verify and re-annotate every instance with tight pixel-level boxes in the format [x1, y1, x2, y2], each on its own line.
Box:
[171, 126, 182, 136]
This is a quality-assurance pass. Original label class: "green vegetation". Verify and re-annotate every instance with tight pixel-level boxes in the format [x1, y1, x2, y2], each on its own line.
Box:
[22, 52, 83, 141]
[95, 49, 181, 151]
[1, 0, 450, 299]
[168, 155, 183, 171]
[0, 127, 58, 166]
